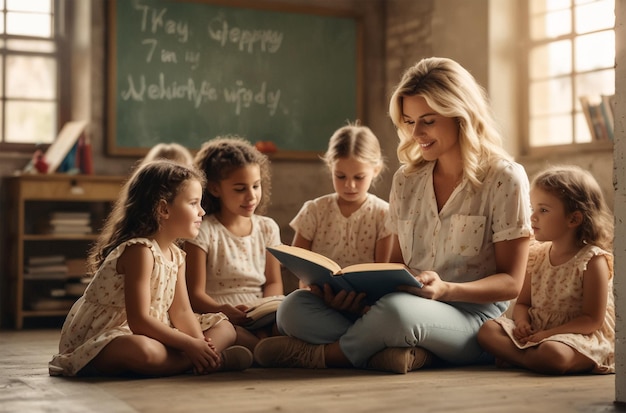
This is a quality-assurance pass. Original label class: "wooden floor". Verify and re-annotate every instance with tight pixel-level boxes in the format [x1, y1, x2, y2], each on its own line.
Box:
[0, 329, 622, 413]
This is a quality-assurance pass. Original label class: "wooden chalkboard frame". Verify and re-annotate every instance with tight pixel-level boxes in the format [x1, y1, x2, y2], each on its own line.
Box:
[106, 0, 363, 160]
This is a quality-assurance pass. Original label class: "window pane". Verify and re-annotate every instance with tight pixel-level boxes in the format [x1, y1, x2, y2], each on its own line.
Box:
[575, 31, 615, 71]
[6, 55, 56, 99]
[529, 40, 571, 79]
[6, 100, 56, 143]
[530, 78, 572, 116]
[531, 0, 570, 14]
[7, 39, 56, 53]
[575, 0, 615, 33]
[530, 9, 571, 40]
[7, 0, 51, 13]
[6, 12, 51, 37]
[575, 70, 615, 103]
[529, 114, 573, 146]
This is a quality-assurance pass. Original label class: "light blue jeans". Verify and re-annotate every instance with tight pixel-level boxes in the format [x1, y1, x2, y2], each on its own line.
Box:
[276, 290, 507, 368]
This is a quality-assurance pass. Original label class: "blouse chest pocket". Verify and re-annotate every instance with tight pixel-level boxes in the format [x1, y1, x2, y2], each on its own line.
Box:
[449, 214, 486, 257]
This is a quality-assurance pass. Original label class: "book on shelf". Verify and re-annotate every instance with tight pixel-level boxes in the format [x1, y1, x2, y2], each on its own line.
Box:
[24, 271, 68, 280]
[25, 263, 68, 274]
[49, 224, 93, 234]
[267, 245, 423, 304]
[580, 95, 613, 141]
[49, 211, 91, 220]
[244, 295, 284, 329]
[28, 255, 65, 266]
[49, 217, 92, 226]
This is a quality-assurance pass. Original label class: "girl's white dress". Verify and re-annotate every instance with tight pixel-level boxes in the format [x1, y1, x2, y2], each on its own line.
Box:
[186, 214, 281, 306]
[48, 238, 227, 376]
[493, 242, 615, 374]
[289, 193, 390, 268]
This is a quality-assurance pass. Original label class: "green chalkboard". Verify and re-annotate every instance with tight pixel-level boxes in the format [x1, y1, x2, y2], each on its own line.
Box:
[107, 0, 362, 159]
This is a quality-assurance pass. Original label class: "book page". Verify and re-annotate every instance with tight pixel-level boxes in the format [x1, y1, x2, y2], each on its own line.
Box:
[270, 245, 342, 273]
[339, 262, 408, 274]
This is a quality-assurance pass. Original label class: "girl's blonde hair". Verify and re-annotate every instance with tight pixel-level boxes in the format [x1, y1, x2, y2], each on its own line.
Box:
[532, 165, 613, 250]
[194, 136, 272, 215]
[389, 57, 511, 188]
[322, 122, 385, 183]
[142, 142, 194, 166]
[87, 160, 206, 273]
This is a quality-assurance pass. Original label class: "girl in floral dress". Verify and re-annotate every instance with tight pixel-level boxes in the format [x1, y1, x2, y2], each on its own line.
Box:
[49, 160, 252, 377]
[478, 165, 615, 374]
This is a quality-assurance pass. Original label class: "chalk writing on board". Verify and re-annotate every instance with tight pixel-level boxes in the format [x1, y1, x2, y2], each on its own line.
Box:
[108, 0, 360, 157]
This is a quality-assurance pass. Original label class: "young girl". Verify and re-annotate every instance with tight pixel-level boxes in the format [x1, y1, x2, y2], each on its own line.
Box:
[49, 160, 252, 377]
[142, 142, 194, 166]
[185, 137, 283, 351]
[478, 165, 615, 374]
[290, 123, 391, 292]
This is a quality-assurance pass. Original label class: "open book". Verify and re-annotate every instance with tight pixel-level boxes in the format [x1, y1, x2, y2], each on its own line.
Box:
[267, 245, 423, 304]
[244, 295, 284, 330]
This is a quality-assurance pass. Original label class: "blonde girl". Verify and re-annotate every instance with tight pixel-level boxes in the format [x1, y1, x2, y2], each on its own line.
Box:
[290, 123, 391, 289]
[49, 160, 252, 377]
[478, 165, 615, 374]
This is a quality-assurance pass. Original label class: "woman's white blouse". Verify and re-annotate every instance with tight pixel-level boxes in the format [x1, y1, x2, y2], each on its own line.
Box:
[387, 159, 532, 283]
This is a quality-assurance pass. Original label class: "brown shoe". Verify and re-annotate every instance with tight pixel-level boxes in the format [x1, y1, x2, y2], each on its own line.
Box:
[254, 336, 326, 368]
[221, 345, 253, 371]
[367, 347, 432, 374]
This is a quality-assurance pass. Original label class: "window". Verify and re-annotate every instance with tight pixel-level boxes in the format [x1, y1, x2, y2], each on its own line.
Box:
[524, 0, 615, 153]
[0, 0, 66, 151]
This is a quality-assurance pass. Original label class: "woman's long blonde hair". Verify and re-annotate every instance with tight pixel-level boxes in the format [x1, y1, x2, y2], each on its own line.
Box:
[389, 57, 512, 188]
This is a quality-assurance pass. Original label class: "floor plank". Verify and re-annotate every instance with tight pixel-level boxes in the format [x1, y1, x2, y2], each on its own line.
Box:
[0, 329, 621, 413]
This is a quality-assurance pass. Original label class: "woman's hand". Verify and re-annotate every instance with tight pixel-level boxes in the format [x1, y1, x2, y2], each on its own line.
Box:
[398, 270, 449, 300]
[310, 284, 368, 315]
[184, 336, 221, 374]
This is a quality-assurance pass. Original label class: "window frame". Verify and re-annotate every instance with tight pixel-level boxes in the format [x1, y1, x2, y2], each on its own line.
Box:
[0, 0, 70, 154]
[520, 0, 615, 157]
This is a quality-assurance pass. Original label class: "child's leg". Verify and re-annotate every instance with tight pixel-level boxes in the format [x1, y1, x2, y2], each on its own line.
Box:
[203, 320, 237, 352]
[523, 341, 596, 375]
[204, 321, 253, 371]
[88, 335, 191, 376]
[477, 319, 524, 367]
[234, 325, 260, 351]
[477, 320, 596, 374]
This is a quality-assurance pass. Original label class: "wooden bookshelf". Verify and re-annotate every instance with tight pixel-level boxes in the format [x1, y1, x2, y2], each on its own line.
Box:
[4, 174, 126, 329]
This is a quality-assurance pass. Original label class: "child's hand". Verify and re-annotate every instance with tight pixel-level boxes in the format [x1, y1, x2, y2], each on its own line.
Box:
[185, 337, 221, 374]
[520, 330, 552, 345]
[512, 321, 533, 341]
[218, 304, 249, 326]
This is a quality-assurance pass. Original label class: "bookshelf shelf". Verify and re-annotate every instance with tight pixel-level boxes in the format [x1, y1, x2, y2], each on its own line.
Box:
[4, 174, 126, 329]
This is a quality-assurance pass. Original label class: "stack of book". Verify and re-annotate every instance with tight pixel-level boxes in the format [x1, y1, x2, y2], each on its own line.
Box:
[24, 255, 68, 280]
[48, 211, 92, 235]
[580, 94, 615, 141]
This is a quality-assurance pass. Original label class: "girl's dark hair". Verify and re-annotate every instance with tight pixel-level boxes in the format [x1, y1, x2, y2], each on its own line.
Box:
[194, 136, 272, 215]
[87, 160, 206, 273]
[532, 165, 613, 250]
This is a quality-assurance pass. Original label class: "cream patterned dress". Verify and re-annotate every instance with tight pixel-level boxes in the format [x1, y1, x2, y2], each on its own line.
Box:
[186, 214, 281, 306]
[48, 238, 227, 376]
[493, 242, 615, 374]
[290, 193, 391, 268]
